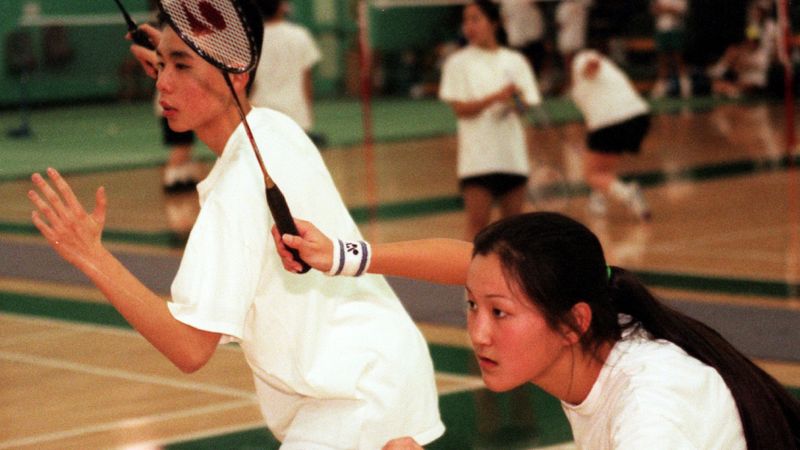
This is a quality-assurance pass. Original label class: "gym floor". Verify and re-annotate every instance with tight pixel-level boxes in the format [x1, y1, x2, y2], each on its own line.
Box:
[1, 96, 799, 449]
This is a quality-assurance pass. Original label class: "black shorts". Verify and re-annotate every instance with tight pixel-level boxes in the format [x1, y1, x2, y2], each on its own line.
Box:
[161, 117, 195, 146]
[587, 114, 651, 155]
[459, 173, 528, 198]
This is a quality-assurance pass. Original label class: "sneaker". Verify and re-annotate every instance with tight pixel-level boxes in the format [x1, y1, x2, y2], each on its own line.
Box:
[626, 182, 652, 221]
[587, 190, 608, 216]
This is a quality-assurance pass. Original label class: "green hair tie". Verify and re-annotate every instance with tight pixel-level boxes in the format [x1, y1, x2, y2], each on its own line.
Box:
[607, 265, 612, 281]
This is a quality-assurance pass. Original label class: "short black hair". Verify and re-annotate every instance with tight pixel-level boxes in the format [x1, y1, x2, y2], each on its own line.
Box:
[254, 0, 282, 20]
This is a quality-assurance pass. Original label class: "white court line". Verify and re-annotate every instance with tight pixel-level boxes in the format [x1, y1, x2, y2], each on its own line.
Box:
[0, 350, 256, 399]
[0, 399, 257, 450]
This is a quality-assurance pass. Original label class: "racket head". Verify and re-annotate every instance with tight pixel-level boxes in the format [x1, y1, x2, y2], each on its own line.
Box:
[157, 0, 262, 74]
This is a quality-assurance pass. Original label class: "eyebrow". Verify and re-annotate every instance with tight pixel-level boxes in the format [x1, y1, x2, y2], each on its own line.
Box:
[155, 49, 194, 61]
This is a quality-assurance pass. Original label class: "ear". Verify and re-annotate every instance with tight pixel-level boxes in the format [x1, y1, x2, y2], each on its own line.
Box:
[561, 302, 593, 345]
[229, 71, 251, 95]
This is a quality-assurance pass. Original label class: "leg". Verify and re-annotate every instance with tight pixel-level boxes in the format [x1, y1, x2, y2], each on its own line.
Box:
[582, 149, 622, 194]
[462, 185, 494, 241]
[497, 184, 527, 219]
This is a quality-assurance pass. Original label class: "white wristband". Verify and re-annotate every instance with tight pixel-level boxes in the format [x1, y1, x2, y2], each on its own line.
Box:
[327, 239, 371, 276]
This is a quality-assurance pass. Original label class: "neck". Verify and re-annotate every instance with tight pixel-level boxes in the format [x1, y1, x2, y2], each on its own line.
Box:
[198, 101, 252, 156]
[537, 341, 613, 405]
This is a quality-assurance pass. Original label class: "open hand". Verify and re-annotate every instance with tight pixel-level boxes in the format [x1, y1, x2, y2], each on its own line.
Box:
[28, 168, 107, 269]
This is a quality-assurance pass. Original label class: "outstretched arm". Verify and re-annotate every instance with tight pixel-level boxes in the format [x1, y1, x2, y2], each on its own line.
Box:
[28, 168, 220, 373]
[272, 219, 472, 285]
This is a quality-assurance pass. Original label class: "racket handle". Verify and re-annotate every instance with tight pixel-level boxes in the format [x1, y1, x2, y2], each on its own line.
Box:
[266, 186, 311, 274]
[130, 28, 155, 50]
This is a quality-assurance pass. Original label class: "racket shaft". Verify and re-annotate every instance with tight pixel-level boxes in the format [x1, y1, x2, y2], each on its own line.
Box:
[266, 186, 311, 273]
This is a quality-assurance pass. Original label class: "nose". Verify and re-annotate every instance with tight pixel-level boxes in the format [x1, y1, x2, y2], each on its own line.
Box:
[155, 67, 171, 94]
[468, 310, 491, 348]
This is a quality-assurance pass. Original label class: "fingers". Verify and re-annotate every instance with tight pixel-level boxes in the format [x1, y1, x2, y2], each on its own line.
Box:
[271, 225, 302, 273]
[138, 24, 162, 47]
[30, 171, 70, 222]
[130, 44, 158, 79]
[93, 186, 107, 228]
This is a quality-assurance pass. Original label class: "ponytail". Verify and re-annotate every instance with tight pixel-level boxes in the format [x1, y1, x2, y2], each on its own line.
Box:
[609, 267, 800, 450]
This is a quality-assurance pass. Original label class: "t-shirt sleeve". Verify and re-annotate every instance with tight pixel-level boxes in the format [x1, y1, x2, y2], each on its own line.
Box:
[513, 53, 541, 106]
[438, 55, 464, 102]
[300, 28, 321, 69]
[168, 167, 269, 341]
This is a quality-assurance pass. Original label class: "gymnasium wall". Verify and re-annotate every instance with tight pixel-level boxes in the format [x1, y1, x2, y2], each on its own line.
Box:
[0, 0, 463, 107]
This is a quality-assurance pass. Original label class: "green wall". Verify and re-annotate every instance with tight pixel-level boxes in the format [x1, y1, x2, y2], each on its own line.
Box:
[0, 0, 459, 107]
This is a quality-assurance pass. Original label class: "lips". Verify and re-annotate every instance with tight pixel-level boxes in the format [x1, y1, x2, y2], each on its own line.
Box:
[160, 101, 177, 118]
[477, 355, 498, 370]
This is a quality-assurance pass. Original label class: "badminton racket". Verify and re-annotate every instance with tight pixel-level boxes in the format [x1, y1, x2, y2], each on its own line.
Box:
[112, 0, 155, 50]
[158, 0, 310, 273]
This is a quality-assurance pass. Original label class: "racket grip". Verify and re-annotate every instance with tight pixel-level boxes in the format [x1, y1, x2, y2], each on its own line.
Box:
[266, 186, 311, 274]
[131, 28, 155, 50]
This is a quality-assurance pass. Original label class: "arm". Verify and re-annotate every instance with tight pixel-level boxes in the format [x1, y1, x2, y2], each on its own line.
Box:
[127, 23, 162, 79]
[272, 219, 472, 285]
[303, 68, 314, 124]
[29, 169, 220, 373]
[449, 83, 516, 118]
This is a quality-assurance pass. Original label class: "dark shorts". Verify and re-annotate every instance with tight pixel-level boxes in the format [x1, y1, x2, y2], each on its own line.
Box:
[161, 117, 195, 146]
[655, 29, 686, 52]
[587, 114, 651, 155]
[459, 173, 528, 198]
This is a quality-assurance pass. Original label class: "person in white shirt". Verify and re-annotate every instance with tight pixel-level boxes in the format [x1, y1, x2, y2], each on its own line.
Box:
[498, 0, 548, 82]
[439, 0, 541, 240]
[250, 0, 322, 142]
[28, 10, 443, 449]
[570, 49, 652, 221]
[273, 212, 800, 450]
[650, 0, 692, 98]
[555, 0, 592, 91]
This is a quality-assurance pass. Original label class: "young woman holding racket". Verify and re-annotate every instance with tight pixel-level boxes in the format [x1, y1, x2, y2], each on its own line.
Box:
[28, 1, 444, 447]
[439, 0, 541, 240]
[274, 214, 800, 450]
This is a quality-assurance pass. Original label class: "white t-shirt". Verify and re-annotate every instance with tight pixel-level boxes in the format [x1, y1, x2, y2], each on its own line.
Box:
[168, 108, 444, 448]
[570, 50, 649, 131]
[439, 45, 541, 178]
[499, 0, 545, 47]
[250, 22, 321, 131]
[562, 330, 746, 450]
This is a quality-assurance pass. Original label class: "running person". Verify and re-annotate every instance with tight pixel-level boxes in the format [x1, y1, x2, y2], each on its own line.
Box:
[570, 49, 652, 221]
[29, 14, 443, 449]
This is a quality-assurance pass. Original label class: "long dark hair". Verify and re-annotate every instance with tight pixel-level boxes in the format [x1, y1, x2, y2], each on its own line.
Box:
[467, 0, 508, 46]
[473, 212, 800, 450]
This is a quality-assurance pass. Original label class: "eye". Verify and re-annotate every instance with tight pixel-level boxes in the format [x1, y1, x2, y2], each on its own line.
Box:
[492, 308, 507, 318]
[175, 63, 190, 70]
[465, 299, 477, 311]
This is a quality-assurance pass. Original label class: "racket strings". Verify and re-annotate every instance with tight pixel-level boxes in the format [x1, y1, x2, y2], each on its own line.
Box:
[160, 0, 256, 72]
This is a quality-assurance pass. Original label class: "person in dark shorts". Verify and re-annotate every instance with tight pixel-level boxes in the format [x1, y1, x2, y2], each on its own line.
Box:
[570, 50, 652, 221]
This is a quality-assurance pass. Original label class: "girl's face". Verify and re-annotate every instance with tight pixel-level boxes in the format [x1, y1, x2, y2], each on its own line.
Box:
[466, 253, 573, 392]
[155, 27, 244, 147]
[462, 4, 497, 48]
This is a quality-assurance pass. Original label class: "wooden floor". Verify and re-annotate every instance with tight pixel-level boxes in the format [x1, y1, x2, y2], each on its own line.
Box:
[1, 99, 799, 449]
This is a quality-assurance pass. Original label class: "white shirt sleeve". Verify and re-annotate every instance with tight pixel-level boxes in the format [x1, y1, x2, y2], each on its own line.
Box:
[168, 157, 269, 341]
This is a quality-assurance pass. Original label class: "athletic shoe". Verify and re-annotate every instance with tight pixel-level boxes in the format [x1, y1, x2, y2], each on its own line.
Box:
[587, 191, 608, 216]
[626, 182, 652, 221]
